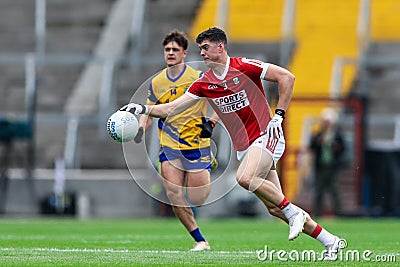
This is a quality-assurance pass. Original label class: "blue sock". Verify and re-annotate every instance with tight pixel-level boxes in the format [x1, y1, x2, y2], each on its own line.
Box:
[190, 228, 206, 242]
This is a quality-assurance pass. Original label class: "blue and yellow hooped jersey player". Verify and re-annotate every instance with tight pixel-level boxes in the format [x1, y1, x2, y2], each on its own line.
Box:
[147, 64, 212, 170]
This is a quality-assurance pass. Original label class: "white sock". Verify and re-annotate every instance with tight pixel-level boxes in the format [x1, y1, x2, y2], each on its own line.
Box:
[316, 229, 336, 247]
[281, 203, 298, 220]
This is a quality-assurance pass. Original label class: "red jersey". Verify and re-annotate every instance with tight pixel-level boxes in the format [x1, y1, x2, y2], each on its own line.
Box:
[186, 57, 272, 151]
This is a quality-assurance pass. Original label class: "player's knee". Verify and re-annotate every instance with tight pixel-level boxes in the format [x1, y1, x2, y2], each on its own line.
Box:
[187, 187, 210, 206]
[236, 174, 252, 190]
[236, 174, 264, 192]
[188, 196, 206, 207]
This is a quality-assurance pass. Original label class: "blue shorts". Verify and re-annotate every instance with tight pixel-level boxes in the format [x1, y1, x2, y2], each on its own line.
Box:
[159, 147, 212, 171]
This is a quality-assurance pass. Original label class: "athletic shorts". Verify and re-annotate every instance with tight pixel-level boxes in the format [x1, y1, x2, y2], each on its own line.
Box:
[159, 146, 212, 171]
[236, 134, 285, 167]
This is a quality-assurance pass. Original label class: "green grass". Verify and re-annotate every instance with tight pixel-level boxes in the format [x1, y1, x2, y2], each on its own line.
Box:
[0, 217, 399, 266]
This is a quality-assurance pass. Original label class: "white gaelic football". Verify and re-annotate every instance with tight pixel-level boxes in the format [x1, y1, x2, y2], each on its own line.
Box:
[107, 111, 139, 142]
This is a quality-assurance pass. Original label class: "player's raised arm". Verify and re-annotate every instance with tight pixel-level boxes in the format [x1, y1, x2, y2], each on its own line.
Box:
[121, 94, 198, 118]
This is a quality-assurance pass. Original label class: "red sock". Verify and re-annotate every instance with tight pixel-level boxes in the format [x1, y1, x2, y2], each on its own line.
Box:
[278, 197, 290, 210]
[311, 224, 323, 238]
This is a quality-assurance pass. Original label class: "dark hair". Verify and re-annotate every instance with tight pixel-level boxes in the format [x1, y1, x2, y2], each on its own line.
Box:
[195, 27, 227, 45]
[162, 29, 189, 50]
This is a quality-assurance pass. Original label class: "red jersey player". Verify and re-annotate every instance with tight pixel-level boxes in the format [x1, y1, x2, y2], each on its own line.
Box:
[123, 27, 343, 260]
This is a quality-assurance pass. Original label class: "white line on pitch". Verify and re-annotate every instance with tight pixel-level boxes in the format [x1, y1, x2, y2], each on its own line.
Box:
[0, 247, 256, 254]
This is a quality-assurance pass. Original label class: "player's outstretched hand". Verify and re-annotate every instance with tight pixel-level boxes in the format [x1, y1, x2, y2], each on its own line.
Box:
[196, 120, 215, 138]
[134, 127, 144, 143]
[265, 109, 285, 139]
[120, 103, 147, 116]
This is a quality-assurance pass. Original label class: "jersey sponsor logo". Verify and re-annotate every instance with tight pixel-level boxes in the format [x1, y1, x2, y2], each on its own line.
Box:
[212, 90, 249, 113]
[208, 84, 219, 90]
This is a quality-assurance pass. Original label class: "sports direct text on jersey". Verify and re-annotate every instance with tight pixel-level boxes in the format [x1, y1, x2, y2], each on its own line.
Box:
[212, 90, 249, 113]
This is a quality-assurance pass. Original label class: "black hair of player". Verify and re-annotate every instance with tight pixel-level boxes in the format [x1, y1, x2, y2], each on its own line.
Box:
[162, 29, 189, 50]
[195, 27, 228, 46]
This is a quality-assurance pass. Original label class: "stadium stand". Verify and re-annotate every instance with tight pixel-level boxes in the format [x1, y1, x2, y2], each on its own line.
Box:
[294, 0, 400, 215]
[2, 0, 400, 217]
[0, 0, 113, 168]
[285, 0, 360, 206]
[362, 1, 400, 216]
[370, 0, 400, 40]
[190, 0, 283, 42]
[367, 0, 400, 140]
[0, 0, 34, 54]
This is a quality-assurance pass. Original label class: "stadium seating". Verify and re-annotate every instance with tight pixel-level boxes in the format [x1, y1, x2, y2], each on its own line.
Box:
[287, 0, 400, 214]
[285, 0, 360, 201]
[362, 1, 400, 215]
[370, 0, 400, 40]
[190, 0, 283, 41]
[367, 0, 400, 141]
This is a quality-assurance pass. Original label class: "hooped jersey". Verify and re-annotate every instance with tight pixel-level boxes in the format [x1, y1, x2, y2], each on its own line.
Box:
[186, 57, 271, 151]
[147, 64, 210, 150]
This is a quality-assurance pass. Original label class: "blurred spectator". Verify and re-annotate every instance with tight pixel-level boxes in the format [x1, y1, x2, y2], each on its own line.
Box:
[309, 108, 345, 217]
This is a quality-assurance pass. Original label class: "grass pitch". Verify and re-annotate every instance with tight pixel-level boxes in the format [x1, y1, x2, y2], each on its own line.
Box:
[0, 217, 398, 266]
